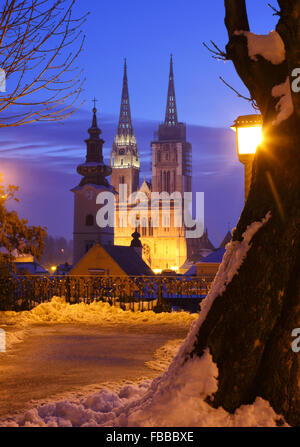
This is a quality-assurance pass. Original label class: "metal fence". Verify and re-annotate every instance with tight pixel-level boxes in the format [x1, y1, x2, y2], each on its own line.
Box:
[9, 275, 212, 313]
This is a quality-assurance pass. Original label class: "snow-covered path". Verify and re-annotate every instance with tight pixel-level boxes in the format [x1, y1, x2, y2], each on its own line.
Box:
[0, 323, 188, 420]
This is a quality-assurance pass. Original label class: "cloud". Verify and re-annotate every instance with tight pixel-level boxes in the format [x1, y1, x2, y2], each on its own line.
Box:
[0, 111, 244, 246]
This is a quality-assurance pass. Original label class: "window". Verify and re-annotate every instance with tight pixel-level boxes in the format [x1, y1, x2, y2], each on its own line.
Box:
[85, 215, 94, 226]
[149, 218, 153, 236]
[85, 240, 94, 253]
[142, 219, 147, 237]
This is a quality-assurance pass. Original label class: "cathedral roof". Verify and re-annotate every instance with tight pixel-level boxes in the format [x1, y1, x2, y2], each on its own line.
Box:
[198, 228, 215, 251]
[219, 231, 232, 248]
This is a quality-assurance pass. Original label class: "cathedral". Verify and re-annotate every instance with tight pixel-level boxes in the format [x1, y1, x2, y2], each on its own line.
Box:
[72, 56, 217, 273]
[111, 56, 194, 272]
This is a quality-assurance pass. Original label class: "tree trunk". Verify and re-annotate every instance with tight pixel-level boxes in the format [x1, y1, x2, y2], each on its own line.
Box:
[191, 0, 300, 425]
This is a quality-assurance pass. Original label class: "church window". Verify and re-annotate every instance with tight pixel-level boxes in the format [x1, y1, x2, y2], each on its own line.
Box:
[121, 159, 123, 166]
[167, 171, 170, 193]
[142, 219, 147, 237]
[158, 151, 161, 162]
[149, 218, 153, 236]
[85, 214, 94, 226]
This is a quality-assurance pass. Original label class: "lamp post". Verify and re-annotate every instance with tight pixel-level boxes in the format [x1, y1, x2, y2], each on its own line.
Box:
[231, 114, 263, 200]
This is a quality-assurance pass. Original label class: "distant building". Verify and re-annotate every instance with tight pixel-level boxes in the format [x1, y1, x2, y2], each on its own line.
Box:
[14, 254, 49, 275]
[185, 231, 232, 277]
[69, 242, 153, 277]
[181, 228, 215, 273]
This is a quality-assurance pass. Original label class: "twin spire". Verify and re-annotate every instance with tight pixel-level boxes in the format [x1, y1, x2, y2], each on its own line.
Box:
[90, 54, 179, 138]
[117, 58, 134, 138]
[165, 54, 178, 127]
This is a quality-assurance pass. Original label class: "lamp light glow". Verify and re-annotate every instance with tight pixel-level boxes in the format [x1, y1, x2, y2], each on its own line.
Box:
[231, 114, 263, 200]
[236, 126, 262, 155]
[231, 114, 263, 156]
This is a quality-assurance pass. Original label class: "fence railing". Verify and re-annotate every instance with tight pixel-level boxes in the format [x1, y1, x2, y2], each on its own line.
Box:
[9, 275, 212, 313]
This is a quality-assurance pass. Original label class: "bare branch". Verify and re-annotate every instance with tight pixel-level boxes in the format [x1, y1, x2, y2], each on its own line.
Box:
[0, 0, 88, 127]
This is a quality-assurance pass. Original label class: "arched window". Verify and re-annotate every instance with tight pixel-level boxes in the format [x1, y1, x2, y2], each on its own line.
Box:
[86, 214, 94, 226]
[142, 219, 147, 237]
[167, 171, 170, 193]
[148, 218, 153, 236]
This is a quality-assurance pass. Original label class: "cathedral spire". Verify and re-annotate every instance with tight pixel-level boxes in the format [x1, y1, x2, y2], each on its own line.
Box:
[164, 54, 178, 127]
[117, 58, 134, 137]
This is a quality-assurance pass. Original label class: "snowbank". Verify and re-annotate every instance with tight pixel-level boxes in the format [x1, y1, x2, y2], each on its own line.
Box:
[1, 349, 283, 427]
[0, 298, 197, 351]
[1, 213, 283, 427]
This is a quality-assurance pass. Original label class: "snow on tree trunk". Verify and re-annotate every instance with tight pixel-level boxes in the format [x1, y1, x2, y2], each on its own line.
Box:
[188, 0, 300, 426]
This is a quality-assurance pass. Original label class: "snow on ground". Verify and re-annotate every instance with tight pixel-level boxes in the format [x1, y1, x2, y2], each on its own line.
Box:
[0, 298, 197, 351]
[234, 30, 286, 65]
[1, 349, 283, 427]
[145, 339, 183, 372]
[1, 213, 283, 427]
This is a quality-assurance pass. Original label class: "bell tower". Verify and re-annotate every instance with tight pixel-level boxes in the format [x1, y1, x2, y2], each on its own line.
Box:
[110, 59, 140, 198]
[151, 55, 192, 196]
[72, 105, 114, 265]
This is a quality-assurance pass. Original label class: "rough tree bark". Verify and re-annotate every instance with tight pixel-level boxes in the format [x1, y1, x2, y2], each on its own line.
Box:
[192, 0, 300, 425]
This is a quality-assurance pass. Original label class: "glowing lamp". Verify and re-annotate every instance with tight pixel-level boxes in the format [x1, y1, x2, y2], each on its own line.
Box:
[51, 266, 57, 273]
[153, 268, 162, 275]
[231, 114, 263, 200]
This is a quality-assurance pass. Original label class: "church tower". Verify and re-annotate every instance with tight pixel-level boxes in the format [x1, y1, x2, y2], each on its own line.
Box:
[149, 55, 192, 270]
[72, 105, 114, 265]
[110, 60, 140, 198]
[151, 55, 192, 195]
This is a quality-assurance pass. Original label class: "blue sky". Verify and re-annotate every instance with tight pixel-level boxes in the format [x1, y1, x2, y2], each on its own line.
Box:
[0, 1, 278, 246]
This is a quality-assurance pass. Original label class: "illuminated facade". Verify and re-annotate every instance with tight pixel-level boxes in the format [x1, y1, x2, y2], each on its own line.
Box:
[110, 59, 140, 198]
[111, 56, 192, 272]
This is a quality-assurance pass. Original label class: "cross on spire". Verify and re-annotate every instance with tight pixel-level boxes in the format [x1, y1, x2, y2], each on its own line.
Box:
[164, 54, 178, 127]
[92, 97, 98, 111]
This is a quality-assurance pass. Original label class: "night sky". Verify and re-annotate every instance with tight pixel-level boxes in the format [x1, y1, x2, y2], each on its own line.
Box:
[0, 1, 277, 246]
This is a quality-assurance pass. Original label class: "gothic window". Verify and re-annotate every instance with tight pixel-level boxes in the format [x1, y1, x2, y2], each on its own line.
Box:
[158, 151, 161, 162]
[149, 218, 153, 236]
[142, 219, 147, 237]
[121, 159, 123, 166]
[167, 171, 170, 193]
[85, 214, 94, 226]
[120, 176, 125, 184]
[166, 153, 169, 160]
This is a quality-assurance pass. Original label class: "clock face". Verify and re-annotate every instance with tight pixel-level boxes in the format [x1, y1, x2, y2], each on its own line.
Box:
[85, 189, 94, 200]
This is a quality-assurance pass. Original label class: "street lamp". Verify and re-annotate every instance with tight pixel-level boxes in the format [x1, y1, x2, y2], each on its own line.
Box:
[231, 114, 263, 200]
